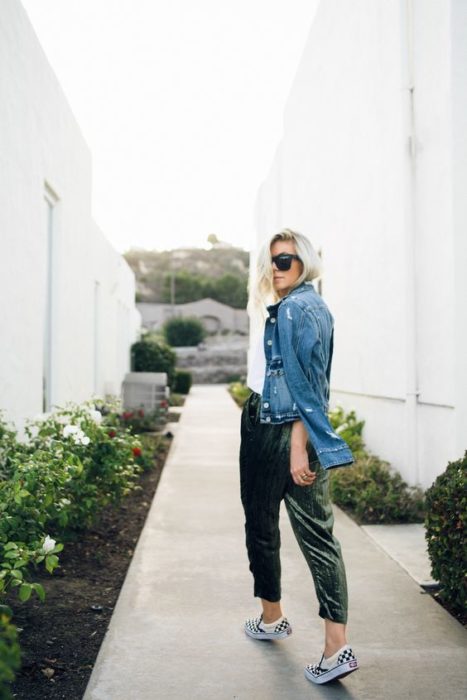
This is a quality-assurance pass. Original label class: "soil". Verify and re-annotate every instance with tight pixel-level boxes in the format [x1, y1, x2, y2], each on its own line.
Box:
[8, 434, 172, 700]
[424, 587, 467, 627]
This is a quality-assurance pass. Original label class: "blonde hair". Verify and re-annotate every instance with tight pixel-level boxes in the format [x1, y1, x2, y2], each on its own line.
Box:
[248, 228, 322, 321]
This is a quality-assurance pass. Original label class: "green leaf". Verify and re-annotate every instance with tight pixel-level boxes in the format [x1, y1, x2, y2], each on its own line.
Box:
[18, 583, 32, 602]
[4, 542, 18, 551]
[45, 554, 59, 573]
[3, 551, 18, 559]
[10, 570, 23, 581]
[32, 582, 46, 602]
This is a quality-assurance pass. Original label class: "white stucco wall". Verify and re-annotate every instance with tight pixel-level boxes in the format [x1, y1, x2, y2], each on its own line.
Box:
[254, 0, 467, 488]
[0, 0, 140, 435]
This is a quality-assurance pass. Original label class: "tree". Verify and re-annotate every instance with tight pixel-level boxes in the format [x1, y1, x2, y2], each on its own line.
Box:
[207, 233, 219, 246]
[213, 274, 248, 308]
[161, 271, 206, 304]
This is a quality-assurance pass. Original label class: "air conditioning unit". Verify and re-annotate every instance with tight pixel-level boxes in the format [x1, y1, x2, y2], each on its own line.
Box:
[122, 372, 168, 412]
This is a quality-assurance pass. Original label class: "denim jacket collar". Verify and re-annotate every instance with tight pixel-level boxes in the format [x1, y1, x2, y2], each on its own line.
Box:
[267, 281, 315, 316]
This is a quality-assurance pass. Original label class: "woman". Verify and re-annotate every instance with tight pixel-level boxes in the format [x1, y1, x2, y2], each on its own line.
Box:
[239, 229, 359, 685]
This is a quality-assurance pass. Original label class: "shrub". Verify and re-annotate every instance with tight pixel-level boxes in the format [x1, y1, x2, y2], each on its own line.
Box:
[328, 404, 366, 459]
[22, 403, 144, 532]
[425, 453, 467, 614]
[119, 405, 168, 435]
[0, 605, 20, 700]
[162, 317, 206, 347]
[168, 393, 186, 407]
[173, 370, 192, 394]
[228, 382, 251, 408]
[0, 400, 145, 582]
[329, 455, 425, 524]
[131, 339, 176, 387]
[0, 398, 163, 692]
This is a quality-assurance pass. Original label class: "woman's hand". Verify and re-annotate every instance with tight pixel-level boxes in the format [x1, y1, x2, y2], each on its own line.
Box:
[290, 420, 317, 487]
[290, 445, 317, 486]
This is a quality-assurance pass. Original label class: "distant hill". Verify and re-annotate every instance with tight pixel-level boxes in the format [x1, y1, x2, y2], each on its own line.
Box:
[124, 245, 250, 309]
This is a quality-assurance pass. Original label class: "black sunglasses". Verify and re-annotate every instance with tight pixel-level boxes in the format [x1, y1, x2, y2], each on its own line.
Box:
[271, 253, 302, 271]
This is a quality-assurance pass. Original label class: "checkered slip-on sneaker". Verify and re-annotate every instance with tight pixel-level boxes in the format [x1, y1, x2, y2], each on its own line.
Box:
[304, 645, 358, 684]
[244, 613, 292, 640]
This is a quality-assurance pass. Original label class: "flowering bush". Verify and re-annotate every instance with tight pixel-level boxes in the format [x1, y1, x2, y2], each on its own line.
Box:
[119, 404, 168, 435]
[20, 401, 145, 530]
[0, 396, 158, 695]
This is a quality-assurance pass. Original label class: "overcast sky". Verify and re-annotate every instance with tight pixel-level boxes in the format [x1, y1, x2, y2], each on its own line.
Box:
[21, 0, 319, 253]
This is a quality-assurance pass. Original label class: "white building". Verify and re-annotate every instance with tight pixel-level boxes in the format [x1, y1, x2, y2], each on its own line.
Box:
[0, 0, 140, 435]
[254, 0, 467, 488]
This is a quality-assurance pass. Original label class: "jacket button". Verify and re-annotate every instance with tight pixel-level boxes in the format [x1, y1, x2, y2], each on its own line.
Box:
[265, 417, 271, 422]
[263, 402, 269, 408]
[267, 340, 272, 346]
[270, 318, 276, 323]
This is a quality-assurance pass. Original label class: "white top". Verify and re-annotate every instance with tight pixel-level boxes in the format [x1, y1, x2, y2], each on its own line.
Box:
[247, 329, 266, 395]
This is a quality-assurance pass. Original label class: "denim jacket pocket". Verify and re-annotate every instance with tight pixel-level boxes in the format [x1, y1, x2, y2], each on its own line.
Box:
[267, 358, 296, 412]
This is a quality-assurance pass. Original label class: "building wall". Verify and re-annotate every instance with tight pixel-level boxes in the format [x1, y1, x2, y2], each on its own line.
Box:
[137, 298, 248, 335]
[254, 0, 467, 488]
[0, 0, 140, 436]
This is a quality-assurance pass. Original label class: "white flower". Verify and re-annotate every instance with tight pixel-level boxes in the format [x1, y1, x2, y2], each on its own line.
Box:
[63, 424, 79, 437]
[88, 409, 102, 424]
[63, 424, 90, 446]
[76, 433, 90, 446]
[42, 535, 56, 553]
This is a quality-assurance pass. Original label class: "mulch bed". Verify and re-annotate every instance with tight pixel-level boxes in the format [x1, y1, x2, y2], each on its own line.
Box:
[8, 434, 172, 700]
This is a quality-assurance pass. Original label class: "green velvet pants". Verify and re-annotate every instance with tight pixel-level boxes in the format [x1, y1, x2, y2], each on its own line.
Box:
[239, 392, 348, 624]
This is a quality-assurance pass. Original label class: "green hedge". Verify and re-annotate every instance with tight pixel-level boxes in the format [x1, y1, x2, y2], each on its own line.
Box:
[131, 339, 176, 387]
[173, 370, 192, 395]
[162, 317, 206, 347]
[425, 453, 467, 614]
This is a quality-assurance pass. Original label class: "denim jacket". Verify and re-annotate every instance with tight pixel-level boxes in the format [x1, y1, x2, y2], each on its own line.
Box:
[259, 281, 354, 469]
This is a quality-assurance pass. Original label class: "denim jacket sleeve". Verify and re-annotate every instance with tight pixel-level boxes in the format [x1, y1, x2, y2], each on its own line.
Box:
[277, 300, 354, 469]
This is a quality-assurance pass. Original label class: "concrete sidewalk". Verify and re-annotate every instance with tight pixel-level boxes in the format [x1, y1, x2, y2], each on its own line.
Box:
[84, 385, 466, 700]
